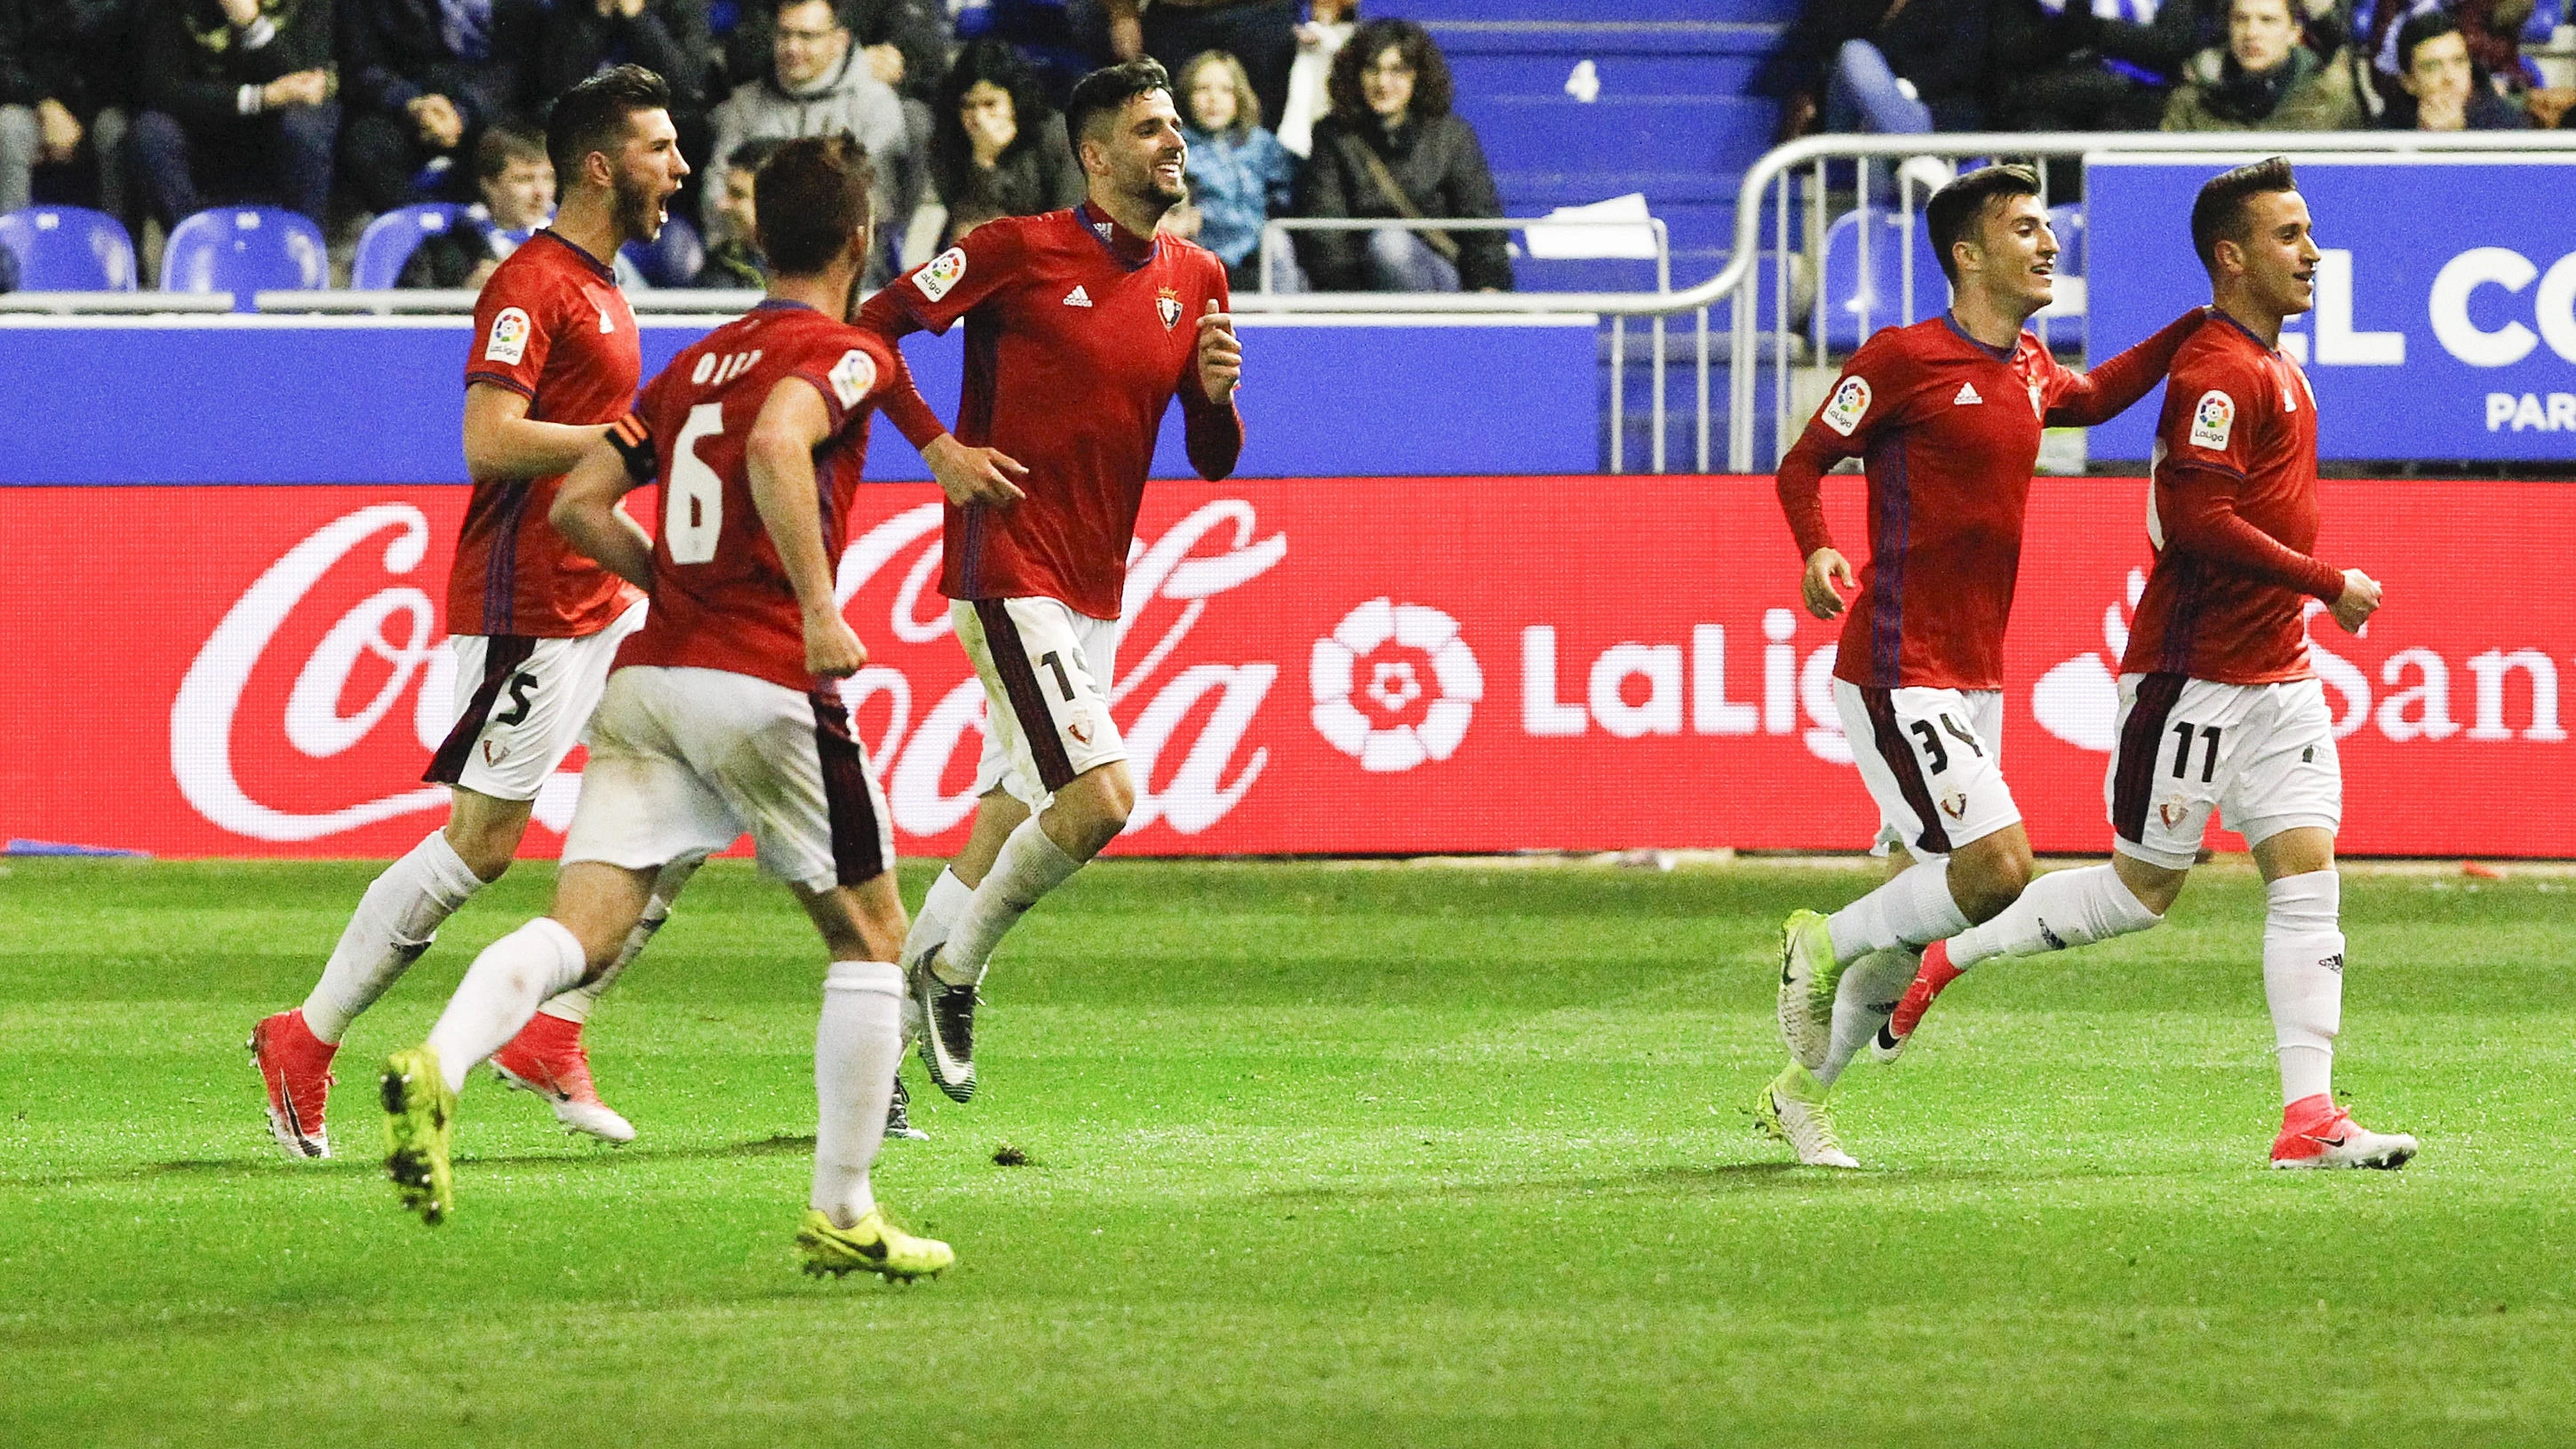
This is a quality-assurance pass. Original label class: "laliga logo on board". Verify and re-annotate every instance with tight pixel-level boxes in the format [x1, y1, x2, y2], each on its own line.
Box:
[1309, 598, 1481, 772]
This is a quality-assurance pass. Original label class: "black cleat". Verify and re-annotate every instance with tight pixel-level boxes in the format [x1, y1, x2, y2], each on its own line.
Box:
[884, 1074, 929, 1141]
[913, 957, 979, 1104]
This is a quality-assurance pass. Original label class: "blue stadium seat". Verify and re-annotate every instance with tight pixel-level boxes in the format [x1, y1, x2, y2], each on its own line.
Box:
[2047, 202, 2086, 277]
[1815, 208, 1950, 350]
[354, 203, 466, 290]
[161, 208, 328, 305]
[0, 206, 139, 291]
[620, 213, 704, 289]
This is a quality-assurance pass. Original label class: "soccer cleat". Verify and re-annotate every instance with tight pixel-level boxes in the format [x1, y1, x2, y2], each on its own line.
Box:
[1872, 939, 1964, 1063]
[912, 950, 979, 1104]
[795, 1206, 954, 1281]
[884, 1074, 929, 1142]
[1751, 1063, 1859, 1168]
[1776, 909, 1844, 1071]
[490, 1012, 635, 1143]
[2270, 1095, 2419, 1170]
[250, 1008, 338, 1158]
[380, 1046, 458, 1225]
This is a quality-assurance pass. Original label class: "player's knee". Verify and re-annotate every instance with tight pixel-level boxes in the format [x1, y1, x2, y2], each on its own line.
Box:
[1057, 765, 1134, 853]
[1952, 834, 2034, 921]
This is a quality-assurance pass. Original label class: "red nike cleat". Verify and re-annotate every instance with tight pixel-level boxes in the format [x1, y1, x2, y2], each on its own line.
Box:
[490, 1013, 636, 1143]
[1870, 939, 1964, 1062]
[250, 1008, 337, 1158]
[2271, 1093, 2418, 1169]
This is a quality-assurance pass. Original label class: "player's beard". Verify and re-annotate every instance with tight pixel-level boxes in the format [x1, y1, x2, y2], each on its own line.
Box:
[614, 172, 667, 247]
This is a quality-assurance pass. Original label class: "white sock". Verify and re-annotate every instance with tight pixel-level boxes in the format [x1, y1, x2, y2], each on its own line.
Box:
[812, 959, 905, 1227]
[424, 918, 587, 1094]
[1826, 860, 1971, 964]
[1814, 945, 1921, 1089]
[938, 817, 1083, 984]
[1945, 864, 2164, 971]
[2262, 870, 2343, 1107]
[300, 830, 486, 1043]
[538, 856, 702, 1025]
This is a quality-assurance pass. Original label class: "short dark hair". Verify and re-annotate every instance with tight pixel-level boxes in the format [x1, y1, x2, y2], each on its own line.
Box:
[725, 136, 786, 178]
[475, 122, 547, 181]
[545, 64, 673, 182]
[1065, 58, 1174, 159]
[2396, 11, 2463, 71]
[754, 135, 877, 275]
[1926, 163, 2041, 286]
[2190, 155, 2298, 273]
[1328, 19, 1453, 123]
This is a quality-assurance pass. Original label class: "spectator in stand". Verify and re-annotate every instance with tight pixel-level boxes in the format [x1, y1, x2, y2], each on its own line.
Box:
[1175, 50, 1295, 291]
[541, 0, 712, 154]
[337, 0, 542, 216]
[1292, 18, 1508, 292]
[1106, 0, 1298, 139]
[135, 0, 339, 228]
[2, 0, 140, 217]
[2379, 10, 2532, 124]
[693, 135, 778, 286]
[1274, 0, 1354, 157]
[2357, 0, 2572, 123]
[706, 0, 916, 272]
[1992, 0, 2184, 132]
[723, 0, 950, 110]
[924, 36, 1082, 249]
[1757, 0, 1998, 139]
[395, 120, 554, 287]
[2162, 0, 2363, 128]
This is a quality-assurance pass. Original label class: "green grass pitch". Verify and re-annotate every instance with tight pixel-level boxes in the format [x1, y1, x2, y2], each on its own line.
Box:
[4, 856, 2573, 1446]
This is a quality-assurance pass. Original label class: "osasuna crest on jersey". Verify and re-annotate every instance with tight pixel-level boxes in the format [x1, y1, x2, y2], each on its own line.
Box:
[1820, 375, 1871, 437]
[915, 246, 967, 302]
[1157, 287, 1183, 330]
[827, 349, 878, 410]
[2189, 388, 2235, 451]
[485, 307, 532, 363]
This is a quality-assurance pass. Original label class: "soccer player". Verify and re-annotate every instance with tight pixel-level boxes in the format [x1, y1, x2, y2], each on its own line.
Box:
[249, 67, 689, 1158]
[379, 135, 956, 1272]
[1759, 164, 2208, 1166]
[852, 58, 1245, 1105]
[1873, 159, 2415, 1169]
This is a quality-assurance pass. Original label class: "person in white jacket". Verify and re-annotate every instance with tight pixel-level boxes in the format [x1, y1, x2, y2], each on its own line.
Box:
[1276, 0, 1356, 156]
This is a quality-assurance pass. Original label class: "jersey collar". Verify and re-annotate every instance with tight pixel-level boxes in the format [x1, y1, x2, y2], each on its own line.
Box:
[1076, 200, 1160, 270]
[754, 298, 816, 313]
[533, 227, 618, 283]
[1941, 312, 2019, 361]
[2212, 308, 2285, 357]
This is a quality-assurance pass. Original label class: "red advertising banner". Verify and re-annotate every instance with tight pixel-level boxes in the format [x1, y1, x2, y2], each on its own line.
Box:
[6, 478, 2570, 858]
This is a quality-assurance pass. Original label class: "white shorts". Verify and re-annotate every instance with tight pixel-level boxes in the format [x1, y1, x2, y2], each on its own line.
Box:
[424, 600, 648, 801]
[559, 665, 895, 895]
[953, 596, 1128, 808]
[2107, 673, 2341, 870]
[1832, 678, 2021, 859]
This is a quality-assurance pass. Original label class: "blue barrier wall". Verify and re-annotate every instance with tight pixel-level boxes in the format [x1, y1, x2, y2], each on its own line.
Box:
[2087, 155, 2576, 463]
[0, 315, 1599, 483]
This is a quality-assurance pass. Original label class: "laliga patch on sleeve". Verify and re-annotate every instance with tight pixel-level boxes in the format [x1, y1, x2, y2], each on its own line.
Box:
[828, 349, 879, 410]
[2189, 388, 2236, 451]
[914, 247, 967, 303]
[1819, 376, 1871, 437]
[483, 307, 532, 364]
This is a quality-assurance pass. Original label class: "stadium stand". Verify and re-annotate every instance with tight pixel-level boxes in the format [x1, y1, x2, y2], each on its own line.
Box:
[621, 212, 707, 290]
[0, 205, 137, 291]
[352, 203, 467, 291]
[160, 207, 329, 304]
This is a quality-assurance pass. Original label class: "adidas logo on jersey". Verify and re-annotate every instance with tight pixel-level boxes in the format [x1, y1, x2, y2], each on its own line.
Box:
[1953, 383, 1982, 405]
[1063, 285, 1094, 307]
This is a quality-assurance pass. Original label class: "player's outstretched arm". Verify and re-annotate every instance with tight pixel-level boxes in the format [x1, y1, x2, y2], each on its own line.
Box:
[2159, 465, 2350, 605]
[548, 436, 656, 590]
[849, 286, 1029, 508]
[464, 382, 613, 482]
[2046, 308, 2210, 428]
[746, 378, 868, 679]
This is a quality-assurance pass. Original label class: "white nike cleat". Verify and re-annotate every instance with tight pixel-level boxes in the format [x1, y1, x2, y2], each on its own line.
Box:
[1751, 1063, 1859, 1168]
[1776, 910, 1842, 1071]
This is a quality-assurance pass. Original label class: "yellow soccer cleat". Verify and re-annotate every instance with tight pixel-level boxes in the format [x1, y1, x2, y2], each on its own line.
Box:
[380, 1045, 458, 1226]
[795, 1207, 955, 1282]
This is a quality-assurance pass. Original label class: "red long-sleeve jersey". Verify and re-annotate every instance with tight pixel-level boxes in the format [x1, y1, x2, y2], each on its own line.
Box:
[2123, 314, 2345, 685]
[1776, 308, 2205, 690]
[857, 202, 1244, 621]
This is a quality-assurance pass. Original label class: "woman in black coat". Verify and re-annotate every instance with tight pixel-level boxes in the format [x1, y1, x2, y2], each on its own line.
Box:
[1290, 18, 1511, 292]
